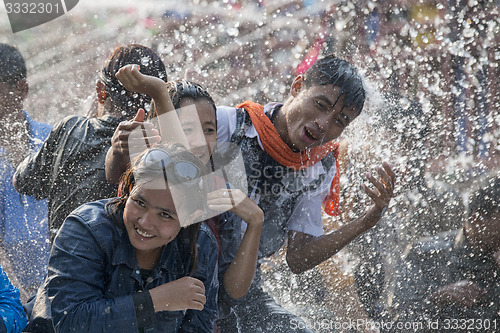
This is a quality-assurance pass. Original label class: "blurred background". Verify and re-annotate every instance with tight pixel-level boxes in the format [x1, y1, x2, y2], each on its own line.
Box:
[1, 0, 498, 186]
[1, 0, 498, 329]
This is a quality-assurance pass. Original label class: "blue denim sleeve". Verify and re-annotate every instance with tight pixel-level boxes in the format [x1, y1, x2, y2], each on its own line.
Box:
[0, 266, 27, 333]
[42, 215, 139, 333]
[180, 224, 219, 332]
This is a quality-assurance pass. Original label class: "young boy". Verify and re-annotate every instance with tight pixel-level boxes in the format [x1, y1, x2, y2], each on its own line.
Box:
[215, 54, 395, 332]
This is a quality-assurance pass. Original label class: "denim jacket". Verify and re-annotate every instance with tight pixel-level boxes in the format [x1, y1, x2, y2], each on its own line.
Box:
[28, 199, 219, 333]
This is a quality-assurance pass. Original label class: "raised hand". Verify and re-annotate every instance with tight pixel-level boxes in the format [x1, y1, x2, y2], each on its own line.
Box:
[111, 109, 160, 157]
[150, 276, 206, 312]
[115, 64, 167, 100]
[361, 161, 396, 227]
[105, 109, 161, 183]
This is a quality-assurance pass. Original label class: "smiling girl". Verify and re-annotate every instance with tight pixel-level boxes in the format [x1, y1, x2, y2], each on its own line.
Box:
[27, 144, 219, 333]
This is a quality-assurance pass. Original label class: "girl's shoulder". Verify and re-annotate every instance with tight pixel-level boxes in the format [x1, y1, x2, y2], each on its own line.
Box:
[199, 223, 218, 250]
[64, 198, 124, 245]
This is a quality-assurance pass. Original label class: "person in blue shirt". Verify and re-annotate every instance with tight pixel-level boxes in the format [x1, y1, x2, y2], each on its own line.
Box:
[26, 143, 219, 332]
[0, 43, 52, 300]
[0, 263, 27, 333]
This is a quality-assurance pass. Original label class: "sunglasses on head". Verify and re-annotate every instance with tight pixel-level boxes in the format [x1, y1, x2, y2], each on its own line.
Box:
[140, 148, 201, 186]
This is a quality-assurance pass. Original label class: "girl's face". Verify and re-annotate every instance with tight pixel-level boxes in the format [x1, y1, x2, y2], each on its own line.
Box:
[178, 98, 217, 165]
[123, 184, 182, 258]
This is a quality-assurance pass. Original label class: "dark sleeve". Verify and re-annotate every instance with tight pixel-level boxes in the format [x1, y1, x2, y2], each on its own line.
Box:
[180, 224, 219, 332]
[32, 214, 139, 333]
[14, 118, 69, 199]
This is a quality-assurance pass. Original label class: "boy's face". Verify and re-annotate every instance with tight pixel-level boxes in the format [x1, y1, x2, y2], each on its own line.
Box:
[282, 80, 359, 152]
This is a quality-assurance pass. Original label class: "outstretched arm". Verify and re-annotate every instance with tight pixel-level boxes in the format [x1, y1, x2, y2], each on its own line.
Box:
[105, 65, 188, 183]
[286, 162, 395, 274]
[115, 64, 187, 146]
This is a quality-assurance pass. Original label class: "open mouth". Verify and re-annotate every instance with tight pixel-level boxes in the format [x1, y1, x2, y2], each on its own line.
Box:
[305, 127, 318, 141]
[135, 225, 154, 238]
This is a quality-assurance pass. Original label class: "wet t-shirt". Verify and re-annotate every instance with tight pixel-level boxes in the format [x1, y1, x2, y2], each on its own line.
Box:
[216, 104, 335, 259]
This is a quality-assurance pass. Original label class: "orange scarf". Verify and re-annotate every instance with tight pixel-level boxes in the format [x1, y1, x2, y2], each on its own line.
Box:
[236, 101, 340, 216]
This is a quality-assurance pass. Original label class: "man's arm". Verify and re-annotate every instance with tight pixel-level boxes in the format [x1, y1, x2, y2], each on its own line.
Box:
[105, 65, 188, 183]
[13, 117, 67, 198]
[286, 162, 395, 274]
[105, 109, 160, 183]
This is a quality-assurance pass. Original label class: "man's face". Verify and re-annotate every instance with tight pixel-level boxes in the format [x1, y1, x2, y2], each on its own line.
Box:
[467, 211, 500, 253]
[0, 80, 25, 116]
[281, 82, 359, 152]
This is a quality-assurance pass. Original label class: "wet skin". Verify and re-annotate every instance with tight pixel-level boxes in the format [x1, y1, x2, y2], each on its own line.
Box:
[466, 211, 500, 253]
[123, 185, 181, 268]
[276, 79, 360, 152]
[178, 98, 217, 166]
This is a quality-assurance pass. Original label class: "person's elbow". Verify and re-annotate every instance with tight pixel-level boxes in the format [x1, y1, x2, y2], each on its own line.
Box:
[285, 251, 308, 274]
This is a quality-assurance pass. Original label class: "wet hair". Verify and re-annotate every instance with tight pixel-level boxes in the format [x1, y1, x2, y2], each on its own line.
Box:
[0, 43, 26, 87]
[99, 44, 167, 118]
[468, 176, 500, 219]
[149, 79, 216, 125]
[109, 143, 207, 275]
[303, 54, 366, 114]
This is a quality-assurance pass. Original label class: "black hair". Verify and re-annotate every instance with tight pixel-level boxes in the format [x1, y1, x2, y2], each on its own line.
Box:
[167, 80, 216, 112]
[108, 143, 207, 275]
[0, 43, 26, 86]
[148, 80, 216, 126]
[99, 44, 167, 118]
[303, 54, 366, 114]
[468, 175, 500, 219]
